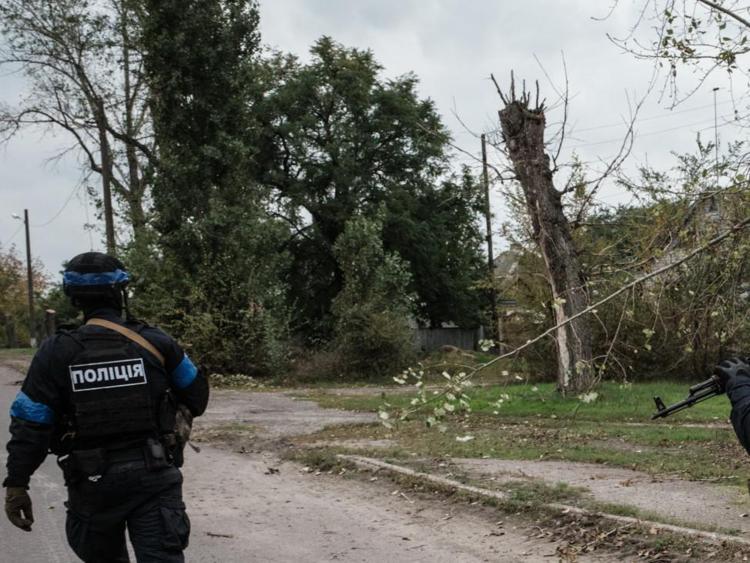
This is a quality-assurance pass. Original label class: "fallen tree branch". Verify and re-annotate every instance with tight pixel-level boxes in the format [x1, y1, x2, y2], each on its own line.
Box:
[391, 213, 750, 420]
[478, 214, 750, 373]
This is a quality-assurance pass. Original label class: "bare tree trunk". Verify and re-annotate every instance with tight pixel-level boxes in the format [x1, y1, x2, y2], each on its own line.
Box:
[97, 114, 117, 256]
[120, 0, 148, 246]
[498, 87, 594, 394]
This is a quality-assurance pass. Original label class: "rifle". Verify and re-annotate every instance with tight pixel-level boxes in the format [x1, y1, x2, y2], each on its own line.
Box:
[651, 375, 723, 420]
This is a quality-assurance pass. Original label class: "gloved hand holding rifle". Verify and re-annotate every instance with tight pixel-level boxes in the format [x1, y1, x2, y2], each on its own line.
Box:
[651, 357, 750, 420]
[652, 356, 750, 457]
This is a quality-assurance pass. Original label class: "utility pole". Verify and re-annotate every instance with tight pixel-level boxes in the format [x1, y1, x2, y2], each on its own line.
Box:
[12, 210, 36, 347]
[481, 134, 501, 346]
[23, 209, 35, 347]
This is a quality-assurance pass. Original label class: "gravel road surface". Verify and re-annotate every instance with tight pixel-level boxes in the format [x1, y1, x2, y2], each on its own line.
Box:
[1, 364, 612, 562]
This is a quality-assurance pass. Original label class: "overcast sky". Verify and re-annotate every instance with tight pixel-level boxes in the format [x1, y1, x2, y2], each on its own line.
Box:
[1, 0, 746, 278]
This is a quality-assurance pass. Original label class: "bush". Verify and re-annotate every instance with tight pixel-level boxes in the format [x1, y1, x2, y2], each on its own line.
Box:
[334, 304, 416, 378]
[175, 302, 289, 377]
[124, 211, 292, 377]
[331, 214, 416, 378]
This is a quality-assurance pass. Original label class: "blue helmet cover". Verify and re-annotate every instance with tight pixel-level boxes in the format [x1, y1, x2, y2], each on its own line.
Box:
[63, 269, 130, 287]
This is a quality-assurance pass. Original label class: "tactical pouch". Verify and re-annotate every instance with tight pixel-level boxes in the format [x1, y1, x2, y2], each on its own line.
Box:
[158, 392, 192, 468]
[158, 392, 177, 434]
[60, 448, 108, 485]
[172, 405, 194, 468]
[49, 415, 75, 456]
[143, 438, 170, 472]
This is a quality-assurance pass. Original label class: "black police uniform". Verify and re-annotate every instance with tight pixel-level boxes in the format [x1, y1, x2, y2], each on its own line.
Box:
[3, 308, 209, 562]
[728, 375, 750, 454]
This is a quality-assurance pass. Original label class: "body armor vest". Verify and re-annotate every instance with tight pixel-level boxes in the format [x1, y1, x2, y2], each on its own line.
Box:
[65, 327, 169, 450]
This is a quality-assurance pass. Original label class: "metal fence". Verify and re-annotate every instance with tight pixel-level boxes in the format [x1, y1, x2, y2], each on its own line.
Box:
[414, 327, 484, 353]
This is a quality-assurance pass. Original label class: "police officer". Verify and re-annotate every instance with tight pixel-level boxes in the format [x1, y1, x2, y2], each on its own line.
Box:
[3, 252, 209, 562]
[716, 357, 750, 454]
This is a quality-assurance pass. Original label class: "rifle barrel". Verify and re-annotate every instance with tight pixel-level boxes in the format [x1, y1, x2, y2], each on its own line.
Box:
[651, 381, 721, 420]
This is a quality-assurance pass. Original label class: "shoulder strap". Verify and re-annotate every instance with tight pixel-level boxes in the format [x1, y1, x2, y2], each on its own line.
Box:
[86, 318, 166, 366]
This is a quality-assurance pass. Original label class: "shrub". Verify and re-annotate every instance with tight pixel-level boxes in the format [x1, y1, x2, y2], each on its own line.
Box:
[331, 214, 416, 378]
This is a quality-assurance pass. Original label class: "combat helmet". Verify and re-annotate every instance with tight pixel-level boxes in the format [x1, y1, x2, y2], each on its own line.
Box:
[63, 252, 130, 311]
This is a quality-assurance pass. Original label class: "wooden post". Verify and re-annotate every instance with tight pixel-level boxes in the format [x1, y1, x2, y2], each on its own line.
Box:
[481, 135, 501, 346]
[23, 209, 36, 347]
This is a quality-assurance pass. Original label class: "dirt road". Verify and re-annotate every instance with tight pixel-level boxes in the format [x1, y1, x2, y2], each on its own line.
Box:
[1, 365, 610, 562]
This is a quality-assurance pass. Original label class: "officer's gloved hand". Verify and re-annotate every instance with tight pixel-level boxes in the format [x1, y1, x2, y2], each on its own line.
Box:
[714, 357, 750, 393]
[5, 487, 33, 532]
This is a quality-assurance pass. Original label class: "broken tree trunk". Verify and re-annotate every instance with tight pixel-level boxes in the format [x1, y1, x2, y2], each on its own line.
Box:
[497, 80, 594, 394]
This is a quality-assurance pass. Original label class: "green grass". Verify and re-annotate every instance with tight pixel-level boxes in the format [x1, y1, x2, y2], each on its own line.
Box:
[0, 348, 34, 359]
[308, 381, 731, 423]
[297, 380, 743, 480]
[292, 415, 745, 482]
[501, 479, 586, 504]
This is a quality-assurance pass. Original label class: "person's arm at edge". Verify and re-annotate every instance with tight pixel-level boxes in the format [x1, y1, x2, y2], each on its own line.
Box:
[3, 340, 58, 488]
[169, 349, 209, 417]
[145, 327, 209, 416]
[728, 375, 750, 455]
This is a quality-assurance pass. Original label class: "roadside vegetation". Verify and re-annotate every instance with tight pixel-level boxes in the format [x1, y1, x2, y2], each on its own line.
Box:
[0, 348, 33, 359]
[297, 381, 745, 484]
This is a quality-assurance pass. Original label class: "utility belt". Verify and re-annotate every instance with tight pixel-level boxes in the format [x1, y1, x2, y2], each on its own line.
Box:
[59, 438, 172, 485]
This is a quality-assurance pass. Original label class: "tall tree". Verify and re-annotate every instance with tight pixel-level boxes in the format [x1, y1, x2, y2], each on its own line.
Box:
[260, 37, 485, 334]
[0, 0, 155, 250]
[139, 0, 261, 268]
[136, 0, 290, 374]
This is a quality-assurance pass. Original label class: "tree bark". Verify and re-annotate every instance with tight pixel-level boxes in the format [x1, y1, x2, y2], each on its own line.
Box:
[498, 96, 594, 394]
[97, 110, 117, 256]
[120, 0, 148, 246]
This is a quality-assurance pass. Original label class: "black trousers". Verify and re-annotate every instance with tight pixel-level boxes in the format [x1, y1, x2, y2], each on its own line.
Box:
[65, 463, 190, 563]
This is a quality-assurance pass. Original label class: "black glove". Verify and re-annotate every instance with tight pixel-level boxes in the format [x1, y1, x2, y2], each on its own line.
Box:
[5, 487, 33, 532]
[714, 357, 750, 392]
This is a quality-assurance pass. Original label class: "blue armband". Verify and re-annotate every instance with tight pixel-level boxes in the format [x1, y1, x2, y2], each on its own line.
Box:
[171, 355, 198, 389]
[10, 391, 54, 424]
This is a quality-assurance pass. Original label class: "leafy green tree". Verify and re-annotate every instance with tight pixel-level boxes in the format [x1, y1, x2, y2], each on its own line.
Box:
[135, 0, 290, 374]
[259, 37, 485, 335]
[0, 245, 47, 347]
[383, 168, 486, 327]
[138, 0, 262, 264]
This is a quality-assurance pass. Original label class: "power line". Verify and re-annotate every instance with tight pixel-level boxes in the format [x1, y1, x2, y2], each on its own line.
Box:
[482, 97, 743, 137]
[31, 183, 81, 228]
[566, 111, 748, 150]
[4, 223, 23, 246]
[573, 99, 737, 133]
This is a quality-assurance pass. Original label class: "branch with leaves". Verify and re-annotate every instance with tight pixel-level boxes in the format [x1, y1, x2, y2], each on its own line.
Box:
[383, 211, 750, 424]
